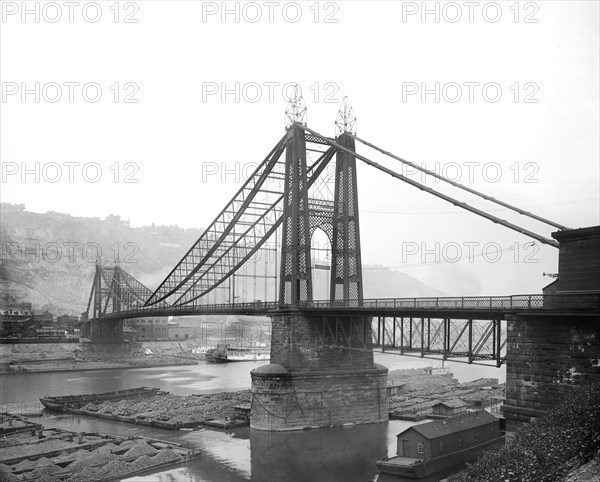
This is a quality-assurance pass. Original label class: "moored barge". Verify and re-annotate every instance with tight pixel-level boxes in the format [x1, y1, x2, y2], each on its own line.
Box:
[40, 386, 167, 411]
[377, 410, 504, 478]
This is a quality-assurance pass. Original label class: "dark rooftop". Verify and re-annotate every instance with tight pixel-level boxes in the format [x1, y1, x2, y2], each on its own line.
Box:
[397, 410, 498, 440]
[433, 398, 467, 409]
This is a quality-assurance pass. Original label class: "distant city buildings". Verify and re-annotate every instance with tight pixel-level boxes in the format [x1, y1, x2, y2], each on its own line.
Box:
[105, 214, 130, 228]
[0, 303, 34, 338]
[124, 318, 168, 341]
[0, 303, 79, 341]
[124, 317, 195, 341]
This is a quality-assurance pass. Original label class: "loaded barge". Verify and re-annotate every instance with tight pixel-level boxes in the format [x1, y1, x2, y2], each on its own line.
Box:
[40, 386, 167, 410]
[39, 387, 250, 431]
[377, 410, 504, 478]
[39, 387, 195, 430]
[0, 418, 201, 482]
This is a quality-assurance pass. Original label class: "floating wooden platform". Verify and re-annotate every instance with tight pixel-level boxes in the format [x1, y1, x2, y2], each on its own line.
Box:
[377, 436, 505, 479]
[40, 386, 167, 411]
[0, 413, 42, 436]
[0, 425, 201, 482]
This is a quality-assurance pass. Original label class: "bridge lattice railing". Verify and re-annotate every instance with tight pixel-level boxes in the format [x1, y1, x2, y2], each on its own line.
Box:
[300, 293, 600, 311]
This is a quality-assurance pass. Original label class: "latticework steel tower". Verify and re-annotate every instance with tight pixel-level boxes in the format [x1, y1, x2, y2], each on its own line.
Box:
[331, 97, 363, 304]
[279, 88, 313, 306]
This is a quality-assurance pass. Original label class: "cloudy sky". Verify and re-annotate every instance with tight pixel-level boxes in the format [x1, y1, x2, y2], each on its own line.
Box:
[2, 0, 599, 295]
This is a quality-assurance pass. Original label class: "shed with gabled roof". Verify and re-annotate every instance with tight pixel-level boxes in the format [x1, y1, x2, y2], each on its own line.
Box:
[432, 398, 467, 416]
[396, 410, 500, 459]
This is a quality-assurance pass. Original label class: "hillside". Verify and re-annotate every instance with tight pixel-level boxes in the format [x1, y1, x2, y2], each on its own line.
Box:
[0, 204, 446, 316]
[363, 266, 446, 299]
[0, 204, 203, 316]
[451, 382, 600, 482]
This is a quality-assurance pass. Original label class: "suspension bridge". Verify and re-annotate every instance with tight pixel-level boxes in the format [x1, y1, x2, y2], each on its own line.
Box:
[83, 90, 600, 432]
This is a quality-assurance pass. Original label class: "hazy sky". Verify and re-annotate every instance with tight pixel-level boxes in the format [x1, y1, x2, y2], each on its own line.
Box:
[2, 1, 599, 296]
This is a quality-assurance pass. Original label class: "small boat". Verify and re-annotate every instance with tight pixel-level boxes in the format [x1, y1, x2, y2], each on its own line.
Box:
[206, 344, 270, 363]
[40, 386, 167, 411]
[377, 410, 505, 479]
[205, 418, 249, 429]
[191, 345, 216, 359]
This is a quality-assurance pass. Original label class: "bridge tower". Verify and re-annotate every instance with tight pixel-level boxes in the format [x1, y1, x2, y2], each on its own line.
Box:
[250, 94, 388, 431]
[279, 89, 313, 306]
[331, 97, 363, 304]
[86, 263, 124, 342]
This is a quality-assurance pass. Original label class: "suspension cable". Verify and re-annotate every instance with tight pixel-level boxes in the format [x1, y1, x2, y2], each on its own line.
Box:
[302, 126, 559, 249]
[352, 134, 569, 231]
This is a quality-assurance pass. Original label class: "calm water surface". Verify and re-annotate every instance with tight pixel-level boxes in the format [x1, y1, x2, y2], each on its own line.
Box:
[0, 355, 505, 481]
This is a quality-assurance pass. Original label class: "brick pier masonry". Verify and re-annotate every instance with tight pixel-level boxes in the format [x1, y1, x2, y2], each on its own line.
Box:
[250, 312, 388, 431]
[503, 226, 600, 434]
[503, 313, 600, 433]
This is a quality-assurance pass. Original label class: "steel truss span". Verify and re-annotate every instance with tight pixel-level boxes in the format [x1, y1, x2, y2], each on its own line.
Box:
[372, 317, 506, 367]
[306, 316, 505, 367]
[145, 131, 336, 308]
[85, 105, 578, 323]
[140, 119, 568, 311]
[86, 264, 164, 320]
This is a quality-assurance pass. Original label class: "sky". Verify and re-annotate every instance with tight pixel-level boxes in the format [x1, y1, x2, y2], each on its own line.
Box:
[1, 0, 599, 296]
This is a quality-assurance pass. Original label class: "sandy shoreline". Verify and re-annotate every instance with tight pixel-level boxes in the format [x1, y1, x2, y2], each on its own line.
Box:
[0, 340, 207, 375]
[0, 358, 199, 375]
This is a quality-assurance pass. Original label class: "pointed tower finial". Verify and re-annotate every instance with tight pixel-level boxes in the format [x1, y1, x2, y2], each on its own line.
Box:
[285, 84, 307, 130]
[335, 96, 357, 136]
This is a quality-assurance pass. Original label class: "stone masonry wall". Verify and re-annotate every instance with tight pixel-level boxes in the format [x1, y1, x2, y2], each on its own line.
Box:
[251, 311, 388, 430]
[553, 227, 600, 293]
[269, 312, 374, 372]
[503, 314, 600, 434]
[251, 365, 388, 431]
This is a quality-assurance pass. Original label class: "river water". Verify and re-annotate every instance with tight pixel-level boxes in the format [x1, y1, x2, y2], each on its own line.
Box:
[0, 354, 505, 482]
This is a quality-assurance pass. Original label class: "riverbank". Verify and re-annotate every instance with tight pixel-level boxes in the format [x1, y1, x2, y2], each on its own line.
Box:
[0, 341, 202, 374]
[450, 382, 600, 481]
[1, 358, 199, 374]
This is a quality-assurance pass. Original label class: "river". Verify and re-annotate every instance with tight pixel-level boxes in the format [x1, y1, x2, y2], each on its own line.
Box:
[0, 354, 505, 481]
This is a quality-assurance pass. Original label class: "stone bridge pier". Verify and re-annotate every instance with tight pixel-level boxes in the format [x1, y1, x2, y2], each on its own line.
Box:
[83, 319, 124, 343]
[503, 226, 600, 434]
[250, 312, 388, 431]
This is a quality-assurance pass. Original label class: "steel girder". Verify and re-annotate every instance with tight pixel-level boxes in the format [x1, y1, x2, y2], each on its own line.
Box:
[86, 265, 157, 320]
[330, 133, 363, 304]
[177, 144, 336, 306]
[86, 265, 109, 319]
[145, 134, 288, 306]
[370, 317, 506, 367]
[109, 266, 156, 309]
[145, 130, 337, 307]
[314, 315, 372, 350]
[280, 124, 314, 305]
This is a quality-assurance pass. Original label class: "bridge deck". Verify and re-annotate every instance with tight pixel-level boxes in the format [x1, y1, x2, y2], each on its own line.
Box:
[89, 293, 599, 321]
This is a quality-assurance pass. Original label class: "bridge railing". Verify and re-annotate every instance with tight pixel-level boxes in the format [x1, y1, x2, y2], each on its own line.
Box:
[94, 292, 599, 319]
[299, 292, 600, 311]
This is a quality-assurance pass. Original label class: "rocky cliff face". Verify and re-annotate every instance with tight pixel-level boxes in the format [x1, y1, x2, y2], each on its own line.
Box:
[1, 204, 445, 316]
[0, 204, 203, 316]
